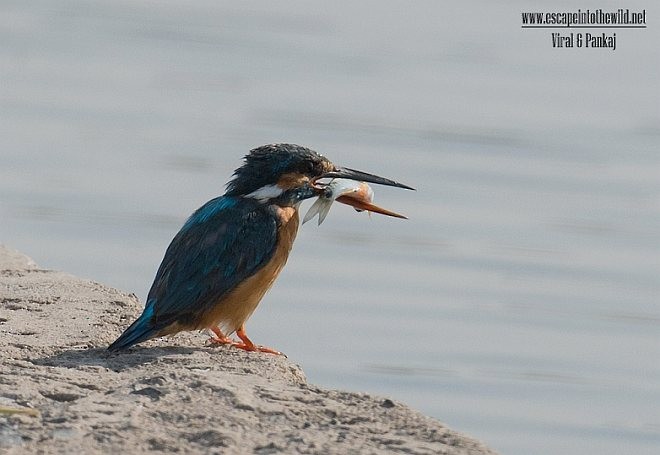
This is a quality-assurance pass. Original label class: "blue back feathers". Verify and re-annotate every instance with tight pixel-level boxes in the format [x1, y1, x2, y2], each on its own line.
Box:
[182, 197, 237, 230]
[107, 196, 279, 351]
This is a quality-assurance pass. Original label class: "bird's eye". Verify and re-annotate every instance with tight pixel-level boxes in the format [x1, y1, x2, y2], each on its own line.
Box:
[303, 161, 315, 174]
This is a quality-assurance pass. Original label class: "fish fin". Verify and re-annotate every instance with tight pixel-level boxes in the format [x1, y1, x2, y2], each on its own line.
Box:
[317, 200, 333, 225]
[303, 197, 325, 224]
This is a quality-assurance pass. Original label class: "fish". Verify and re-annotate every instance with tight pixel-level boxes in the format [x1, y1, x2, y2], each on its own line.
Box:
[304, 178, 407, 225]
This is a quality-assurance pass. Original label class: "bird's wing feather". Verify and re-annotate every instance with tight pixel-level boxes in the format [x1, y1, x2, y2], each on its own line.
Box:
[147, 196, 278, 328]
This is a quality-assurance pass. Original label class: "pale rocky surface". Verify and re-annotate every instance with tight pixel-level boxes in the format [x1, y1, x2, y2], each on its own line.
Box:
[0, 244, 497, 454]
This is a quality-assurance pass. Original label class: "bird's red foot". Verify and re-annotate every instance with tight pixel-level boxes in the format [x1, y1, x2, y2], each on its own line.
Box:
[207, 326, 234, 345]
[229, 342, 284, 356]
[233, 325, 285, 356]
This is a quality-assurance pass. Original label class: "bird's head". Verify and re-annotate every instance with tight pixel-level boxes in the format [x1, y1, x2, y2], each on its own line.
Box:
[225, 144, 413, 206]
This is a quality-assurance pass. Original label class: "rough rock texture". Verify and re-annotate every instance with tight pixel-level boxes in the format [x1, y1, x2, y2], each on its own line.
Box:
[0, 245, 497, 454]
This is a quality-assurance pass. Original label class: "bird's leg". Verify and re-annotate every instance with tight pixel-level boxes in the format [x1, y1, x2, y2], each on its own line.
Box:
[231, 325, 284, 356]
[208, 326, 234, 345]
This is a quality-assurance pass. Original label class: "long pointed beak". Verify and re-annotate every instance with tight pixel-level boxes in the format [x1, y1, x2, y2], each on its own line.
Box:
[335, 195, 408, 219]
[320, 167, 415, 190]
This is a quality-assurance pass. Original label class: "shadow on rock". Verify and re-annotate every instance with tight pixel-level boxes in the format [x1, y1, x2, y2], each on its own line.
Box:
[32, 346, 203, 371]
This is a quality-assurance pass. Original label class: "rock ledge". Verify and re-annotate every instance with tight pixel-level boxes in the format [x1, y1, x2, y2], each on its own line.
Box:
[0, 245, 496, 454]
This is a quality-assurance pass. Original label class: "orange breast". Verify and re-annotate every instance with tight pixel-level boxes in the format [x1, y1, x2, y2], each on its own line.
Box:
[199, 207, 300, 334]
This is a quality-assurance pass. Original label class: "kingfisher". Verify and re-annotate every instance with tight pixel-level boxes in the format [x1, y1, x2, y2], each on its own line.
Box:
[108, 144, 412, 354]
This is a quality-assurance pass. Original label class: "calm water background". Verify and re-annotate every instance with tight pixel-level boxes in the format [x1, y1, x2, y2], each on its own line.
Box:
[1, 2, 659, 454]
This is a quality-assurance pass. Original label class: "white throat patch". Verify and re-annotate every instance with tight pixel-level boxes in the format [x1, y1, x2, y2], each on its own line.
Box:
[246, 184, 284, 202]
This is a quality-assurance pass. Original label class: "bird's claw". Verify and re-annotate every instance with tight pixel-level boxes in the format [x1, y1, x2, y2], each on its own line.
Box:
[230, 342, 285, 357]
[207, 335, 285, 356]
[207, 336, 234, 346]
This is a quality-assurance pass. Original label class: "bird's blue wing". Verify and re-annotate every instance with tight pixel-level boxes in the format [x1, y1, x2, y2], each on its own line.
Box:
[150, 196, 277, 325]
[108, 196, 277, 350]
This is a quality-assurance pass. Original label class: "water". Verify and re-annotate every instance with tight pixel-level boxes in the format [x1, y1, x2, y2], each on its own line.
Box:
[1, 1, 659, 454]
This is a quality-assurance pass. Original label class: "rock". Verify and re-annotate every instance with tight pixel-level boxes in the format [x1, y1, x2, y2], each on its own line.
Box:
[0, 245, 497, 454]
[0, 245, 38, 270]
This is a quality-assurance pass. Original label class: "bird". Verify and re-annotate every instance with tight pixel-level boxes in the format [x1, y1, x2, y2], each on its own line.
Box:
[108, 144, 413, 354]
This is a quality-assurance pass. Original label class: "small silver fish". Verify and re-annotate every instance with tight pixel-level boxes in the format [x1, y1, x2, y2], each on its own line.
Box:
[303, 178, 407, 225]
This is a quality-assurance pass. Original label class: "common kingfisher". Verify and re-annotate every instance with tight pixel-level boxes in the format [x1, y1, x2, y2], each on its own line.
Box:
[108, 144, 412, 354]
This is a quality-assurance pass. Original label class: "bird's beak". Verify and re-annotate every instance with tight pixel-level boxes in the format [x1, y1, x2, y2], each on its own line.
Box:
[335, 194, 408, 219]
[319, 167, 415, 190]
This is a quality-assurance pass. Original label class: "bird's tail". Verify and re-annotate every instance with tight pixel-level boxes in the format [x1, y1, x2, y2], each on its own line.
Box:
[107, 300, 160, 352]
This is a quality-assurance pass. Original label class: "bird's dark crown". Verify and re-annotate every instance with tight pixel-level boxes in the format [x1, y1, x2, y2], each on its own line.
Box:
[225, 144, 333, 200]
